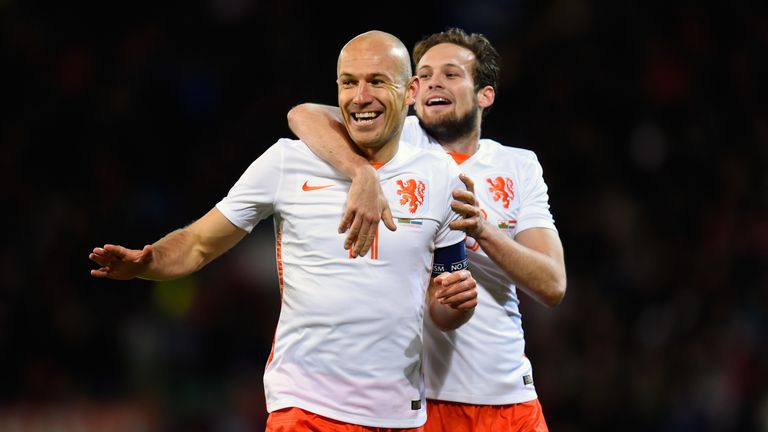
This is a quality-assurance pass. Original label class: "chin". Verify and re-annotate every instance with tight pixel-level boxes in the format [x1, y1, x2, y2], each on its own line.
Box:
[421, 110, 449, 123]
[351, 135, 380, 150]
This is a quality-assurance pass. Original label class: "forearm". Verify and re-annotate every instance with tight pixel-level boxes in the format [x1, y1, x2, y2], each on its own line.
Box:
[428, 299, 474, 331]
[141, 208, 246, 280]
[287, 103, 369, 179]
[475, 226, 566, 307]
[139, 228, 208, 280]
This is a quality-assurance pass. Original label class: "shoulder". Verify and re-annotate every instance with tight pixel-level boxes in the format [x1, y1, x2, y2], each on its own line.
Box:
[404, 145, 459, 171]
[273, 137, 309, 152]
[479, 138, 545, 175]
[262, 138, 320, 161]
[480, 138, 539, 161]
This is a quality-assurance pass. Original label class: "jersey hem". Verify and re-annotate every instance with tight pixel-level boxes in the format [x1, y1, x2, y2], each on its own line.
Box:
[267, 399, 426, 429]
[424, 389, 538, 406]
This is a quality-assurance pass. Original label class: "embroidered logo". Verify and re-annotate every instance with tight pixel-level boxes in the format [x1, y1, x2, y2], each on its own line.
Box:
[396, 179, 425, 214]
[302, 180, 333, 191]
[486, 176, 514, 208]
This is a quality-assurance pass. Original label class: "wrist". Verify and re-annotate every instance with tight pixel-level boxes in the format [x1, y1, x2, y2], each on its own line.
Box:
[472, 219, 491, 242]
[350, 163, 377, 181]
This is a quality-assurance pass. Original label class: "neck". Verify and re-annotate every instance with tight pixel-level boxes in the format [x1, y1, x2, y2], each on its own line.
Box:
[357, 132, 401, 163]
[439, 127, 481, 155]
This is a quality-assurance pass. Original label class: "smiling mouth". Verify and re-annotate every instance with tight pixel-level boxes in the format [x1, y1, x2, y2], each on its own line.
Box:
[425, 97, 451, 106]
[352, 111, 382, 122]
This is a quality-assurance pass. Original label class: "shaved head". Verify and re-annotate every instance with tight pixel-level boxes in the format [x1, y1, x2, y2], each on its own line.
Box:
[335, 30, 417, 163]
[338, 30, 412, 85]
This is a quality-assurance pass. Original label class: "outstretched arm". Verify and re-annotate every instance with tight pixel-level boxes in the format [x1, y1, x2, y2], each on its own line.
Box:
[450, 174, 567, 307]
[89, 207, 247, 281]
[287, 103, 396, 258]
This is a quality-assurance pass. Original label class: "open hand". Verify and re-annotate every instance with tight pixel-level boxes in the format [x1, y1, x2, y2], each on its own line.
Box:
[89, 244, 153, 280]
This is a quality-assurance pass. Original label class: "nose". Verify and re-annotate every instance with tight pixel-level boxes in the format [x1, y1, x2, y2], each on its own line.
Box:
[426, 76, 444, 90]
[353, 83, 373, 104]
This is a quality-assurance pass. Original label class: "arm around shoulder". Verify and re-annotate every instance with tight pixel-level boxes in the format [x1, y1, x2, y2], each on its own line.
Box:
[286, 103, 396, 256]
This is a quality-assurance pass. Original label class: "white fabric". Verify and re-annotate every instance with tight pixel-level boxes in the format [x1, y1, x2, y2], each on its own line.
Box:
[216, 138, 464, 428]
[402, 115, 557, 405]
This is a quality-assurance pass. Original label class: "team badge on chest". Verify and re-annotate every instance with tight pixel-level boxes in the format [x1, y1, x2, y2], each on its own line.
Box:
[485, 176, 515, 209]
[393, 176, 428, 215]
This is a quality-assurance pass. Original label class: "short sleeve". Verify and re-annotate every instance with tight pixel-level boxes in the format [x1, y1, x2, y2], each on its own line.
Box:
[215, 141, 284, 233]
[515, 154, 557, 234]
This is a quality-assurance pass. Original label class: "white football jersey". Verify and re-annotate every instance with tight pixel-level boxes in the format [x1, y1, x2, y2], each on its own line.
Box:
[215, 138, 464, 427]
[402, 115, 557, 405]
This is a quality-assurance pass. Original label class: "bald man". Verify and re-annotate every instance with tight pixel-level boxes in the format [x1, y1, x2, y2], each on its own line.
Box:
[89, 31, 478, 431]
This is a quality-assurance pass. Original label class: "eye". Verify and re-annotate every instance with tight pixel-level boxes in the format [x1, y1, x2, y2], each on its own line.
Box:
[371, 79, 386, 86]
[418, 73, 432, 79]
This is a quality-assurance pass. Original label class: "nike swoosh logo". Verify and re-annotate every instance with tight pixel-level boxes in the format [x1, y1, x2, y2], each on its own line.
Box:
[302, 180, 333, 191]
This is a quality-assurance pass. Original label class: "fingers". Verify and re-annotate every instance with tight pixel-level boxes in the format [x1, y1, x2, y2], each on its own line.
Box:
[89, 245, 110, 278]
[449, 200, 485, 236]
[450, 186, 485, 237]
[452, 188, 476, 206]
[382, 206, 397, 232]
[338, 210, 354, 234]
[345, 216, 363, 255]
[451, 199, 479, 217]
[449, 219, 474, 232]
[342, 207, 385, 258]
[434, 270, 477, 309]
[440, 291, 478, 310]
[434, 269, 469, 286]
[459, 173, 475, 193]
[90, 246, 116, 267]
[352, 222, 375, 258]
[89, 253, 109, 268]
[90, 268, 110, 278]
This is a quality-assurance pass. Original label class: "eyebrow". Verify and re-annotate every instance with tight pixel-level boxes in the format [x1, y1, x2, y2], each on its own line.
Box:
[419, 63, 462, 70]
[339, 72, 393, 82]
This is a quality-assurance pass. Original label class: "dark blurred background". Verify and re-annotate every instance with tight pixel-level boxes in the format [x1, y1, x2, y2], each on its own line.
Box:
[2, 0, 767, 431]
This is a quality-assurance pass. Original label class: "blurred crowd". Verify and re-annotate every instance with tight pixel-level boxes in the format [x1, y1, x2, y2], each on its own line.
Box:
[2, 1, 766, 431]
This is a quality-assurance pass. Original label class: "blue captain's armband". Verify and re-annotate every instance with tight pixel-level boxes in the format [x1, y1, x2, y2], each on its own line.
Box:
[432, 241, 468, 276]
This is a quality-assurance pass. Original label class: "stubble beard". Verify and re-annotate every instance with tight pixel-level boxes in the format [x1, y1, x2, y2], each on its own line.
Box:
[417, 104, 478, 144]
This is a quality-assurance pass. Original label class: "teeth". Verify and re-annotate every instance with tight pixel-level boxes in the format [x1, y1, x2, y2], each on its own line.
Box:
[354, 112, 379, 120]
[427, 97, 450, 105]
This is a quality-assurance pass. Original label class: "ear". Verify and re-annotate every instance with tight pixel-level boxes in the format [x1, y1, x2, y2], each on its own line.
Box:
[477, 85, 495, 109]
[405, 76, 419, 106]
